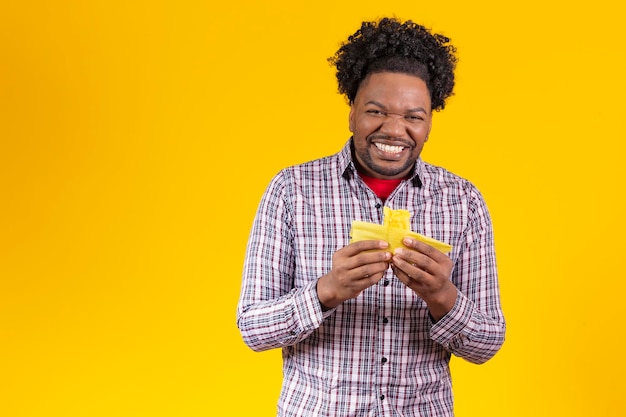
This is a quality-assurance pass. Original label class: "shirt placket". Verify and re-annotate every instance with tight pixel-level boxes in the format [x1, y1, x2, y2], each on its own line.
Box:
[377, 183, 410, 415]
[374, 266, 395, 415]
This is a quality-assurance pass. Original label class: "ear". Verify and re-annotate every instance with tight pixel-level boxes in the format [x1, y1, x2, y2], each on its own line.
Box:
[424, 114, 433, 142]
[348, 105, 355, 132]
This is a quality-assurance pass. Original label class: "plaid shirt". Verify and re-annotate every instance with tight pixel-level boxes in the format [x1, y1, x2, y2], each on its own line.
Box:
[237, 139, 505, 417]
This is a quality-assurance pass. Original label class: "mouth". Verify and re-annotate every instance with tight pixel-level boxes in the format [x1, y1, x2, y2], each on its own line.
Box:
[375, 143, 405, 154]
[372, 141, 410, 159]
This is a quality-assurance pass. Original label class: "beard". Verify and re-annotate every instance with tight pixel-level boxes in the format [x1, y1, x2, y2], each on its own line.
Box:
[353, 139, 418, 178]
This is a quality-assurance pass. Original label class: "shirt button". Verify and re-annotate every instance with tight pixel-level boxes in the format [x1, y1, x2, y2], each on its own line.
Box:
[383, 279, 389, 286]
[381, 357, 387, 364]
[382, 317, 389, 324]
[380, 395, 385, 400]
[375, 203, 381, 209]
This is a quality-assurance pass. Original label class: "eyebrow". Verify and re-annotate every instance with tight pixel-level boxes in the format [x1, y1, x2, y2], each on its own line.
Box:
[365, 100, 429, 114]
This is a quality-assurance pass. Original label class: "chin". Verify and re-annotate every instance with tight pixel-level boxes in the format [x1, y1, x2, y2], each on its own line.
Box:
[372, 167, 408, 178]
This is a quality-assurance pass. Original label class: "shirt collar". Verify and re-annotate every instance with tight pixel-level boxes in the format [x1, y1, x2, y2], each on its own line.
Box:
[339, 138, 423, 188]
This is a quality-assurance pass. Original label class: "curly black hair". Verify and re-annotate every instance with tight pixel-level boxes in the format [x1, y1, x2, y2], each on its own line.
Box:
[328, 17, 457, 111]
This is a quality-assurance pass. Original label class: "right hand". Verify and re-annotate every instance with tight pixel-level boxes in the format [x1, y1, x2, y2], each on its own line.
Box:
[316, 240, 391, 310]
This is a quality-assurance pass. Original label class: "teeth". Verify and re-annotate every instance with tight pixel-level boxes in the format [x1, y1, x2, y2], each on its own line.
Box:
[375, 143, 404, 154]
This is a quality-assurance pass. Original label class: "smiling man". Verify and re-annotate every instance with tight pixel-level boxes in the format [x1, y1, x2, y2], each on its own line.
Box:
[237, 17, 505, 417]
[350, 72, 432, 179]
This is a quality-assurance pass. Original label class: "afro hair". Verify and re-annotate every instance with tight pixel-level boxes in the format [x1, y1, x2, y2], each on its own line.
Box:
[329, 17, 457, 111]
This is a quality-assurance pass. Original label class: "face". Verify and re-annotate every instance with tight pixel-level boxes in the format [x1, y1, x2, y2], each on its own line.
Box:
[349, 72, 432, 179]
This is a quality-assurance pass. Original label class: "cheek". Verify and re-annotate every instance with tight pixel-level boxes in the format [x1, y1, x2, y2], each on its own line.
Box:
[353, 117, 381, 136]
[408, 125, 430, 141]
[410, 143, 425, 158]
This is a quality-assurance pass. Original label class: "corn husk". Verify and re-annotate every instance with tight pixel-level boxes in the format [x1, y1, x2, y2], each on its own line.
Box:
[350, 207, 452, 253]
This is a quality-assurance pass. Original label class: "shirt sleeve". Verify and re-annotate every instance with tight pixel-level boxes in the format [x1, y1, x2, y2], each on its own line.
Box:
[236, 170, 334, 352]
[429, 186, 506, 364]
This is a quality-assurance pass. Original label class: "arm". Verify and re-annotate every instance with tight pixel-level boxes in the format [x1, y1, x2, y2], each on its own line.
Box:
[236, 172, 327, 352]
[392, 189, 505, 364]
[237, 171, 393, 352]
[430, 192, 505, 364]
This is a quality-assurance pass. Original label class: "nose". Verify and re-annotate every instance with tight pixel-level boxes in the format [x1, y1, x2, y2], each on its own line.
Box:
[380, 114, 407, 137]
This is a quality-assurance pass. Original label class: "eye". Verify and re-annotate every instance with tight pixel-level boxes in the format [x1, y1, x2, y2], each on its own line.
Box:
[405, 114, 424, 123]
[366, 109, 385, 117]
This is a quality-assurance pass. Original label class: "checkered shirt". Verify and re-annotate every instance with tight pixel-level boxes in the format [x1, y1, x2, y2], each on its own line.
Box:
[237, 139, 505, 417]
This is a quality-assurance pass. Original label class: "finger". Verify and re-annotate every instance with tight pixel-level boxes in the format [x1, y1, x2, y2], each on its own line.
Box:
[347, 239, 389, 255]
[392, 250, 432, 278]
[391, 265, 419, 288]
[400, 238, 454, 279]
[401, 237, 442, 260]
[393, 246, 430, 270]
[353, 247, 392, 269]
[355, 271, 382, 286]
[357, 260, 391, 280]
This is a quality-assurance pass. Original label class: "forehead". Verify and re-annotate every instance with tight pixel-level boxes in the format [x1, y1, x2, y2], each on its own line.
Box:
[355, 72, 432, 110]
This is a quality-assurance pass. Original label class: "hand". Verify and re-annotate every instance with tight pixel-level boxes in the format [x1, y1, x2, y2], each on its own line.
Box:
[391, 237, 457, 321]
[317, 240, 391, 310]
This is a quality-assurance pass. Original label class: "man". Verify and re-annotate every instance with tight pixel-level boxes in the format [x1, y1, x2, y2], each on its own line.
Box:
[237, 17, 505, 417]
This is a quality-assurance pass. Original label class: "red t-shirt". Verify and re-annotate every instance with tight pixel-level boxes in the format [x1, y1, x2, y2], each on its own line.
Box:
[359, 173, 404, 201]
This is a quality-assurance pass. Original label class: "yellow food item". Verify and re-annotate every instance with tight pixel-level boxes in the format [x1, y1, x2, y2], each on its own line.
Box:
[350, 207, 452, 253]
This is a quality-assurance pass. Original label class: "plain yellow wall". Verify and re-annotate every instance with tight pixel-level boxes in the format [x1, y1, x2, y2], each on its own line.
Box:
[1, 1, 625, 416]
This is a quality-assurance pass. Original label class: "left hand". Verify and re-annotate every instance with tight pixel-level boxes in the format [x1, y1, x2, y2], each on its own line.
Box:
[391, 237, 457, 321]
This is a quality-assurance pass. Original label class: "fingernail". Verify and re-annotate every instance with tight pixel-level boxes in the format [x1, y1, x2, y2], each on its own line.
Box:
[403, 238, 413, 245]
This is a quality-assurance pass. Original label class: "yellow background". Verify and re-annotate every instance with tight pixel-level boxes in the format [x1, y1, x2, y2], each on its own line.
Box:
[1, 0, 624, 416]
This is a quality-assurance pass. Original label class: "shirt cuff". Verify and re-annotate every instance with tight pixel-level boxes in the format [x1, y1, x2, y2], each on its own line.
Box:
[290, 279, 334, 333]
[429, 289, 473, 347]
